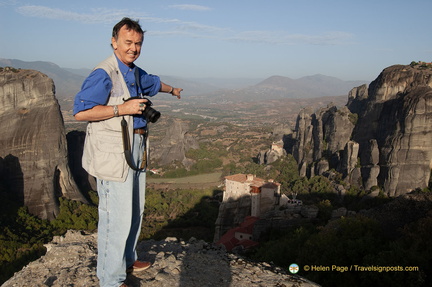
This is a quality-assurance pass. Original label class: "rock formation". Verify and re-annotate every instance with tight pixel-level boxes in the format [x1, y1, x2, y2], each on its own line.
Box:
[66, 130, 97, 194]
[150, 119, 199, 168]
[292, 104, 356, 178]
[0, 68, 87, 220]
[2, 230, 319, 287]
[291, 64, 432, 196]
[257, 141, 287, 164]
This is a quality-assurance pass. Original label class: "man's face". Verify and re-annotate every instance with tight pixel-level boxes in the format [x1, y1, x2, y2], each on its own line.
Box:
[111, 25, 143, 67]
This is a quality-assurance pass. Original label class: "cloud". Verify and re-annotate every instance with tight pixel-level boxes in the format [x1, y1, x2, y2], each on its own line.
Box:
[151, 27, 353, 46]
[0, 0, 17, 7]
[168, 4, 211, 11]
[225, 30, 354, 46]
[16, 5, 352, 46]
[174, 21, 230, 34]
[15, 5, 224, 37]
[16, 5, 179, 25]
[16, 6, 132, 23]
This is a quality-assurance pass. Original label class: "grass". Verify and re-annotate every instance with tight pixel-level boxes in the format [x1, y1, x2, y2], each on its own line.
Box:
[147, 172, 223, 184]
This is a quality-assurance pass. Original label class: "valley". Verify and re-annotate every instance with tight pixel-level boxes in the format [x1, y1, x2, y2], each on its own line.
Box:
[63, 93, 347, 131]
[63, 93, 348, 176]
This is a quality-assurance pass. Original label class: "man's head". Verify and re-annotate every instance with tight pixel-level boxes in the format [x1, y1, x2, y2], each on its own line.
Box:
[111, 17, 146, 67]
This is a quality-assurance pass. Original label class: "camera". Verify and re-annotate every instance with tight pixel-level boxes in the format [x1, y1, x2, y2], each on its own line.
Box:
[124, 97, 161, 123]
[141, 98, 161, 123]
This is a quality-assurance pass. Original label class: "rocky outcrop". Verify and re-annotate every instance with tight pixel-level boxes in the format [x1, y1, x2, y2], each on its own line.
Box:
[2, 230, 320, 287]
[292, 104, 356, 178]
[0, 68, 87, 219]
[150, 119, 199, 168]
[351, 65, 432, 196]
[66, 130, 97, 194]
[257, 140, 287, 164]
[292, 64, 432, 196]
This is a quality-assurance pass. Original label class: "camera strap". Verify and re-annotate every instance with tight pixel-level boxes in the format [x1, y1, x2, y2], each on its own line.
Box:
[119, 67, 148, 171]
[121, 117, 149, 171]
[121, 117, 147, 171]
[134, 67, 143, 97]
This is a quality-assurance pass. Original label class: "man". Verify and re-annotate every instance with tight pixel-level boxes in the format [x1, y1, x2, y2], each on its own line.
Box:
[74, 17, 182, 287]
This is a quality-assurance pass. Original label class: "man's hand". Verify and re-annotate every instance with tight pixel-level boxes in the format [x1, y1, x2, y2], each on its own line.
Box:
[171, 87, 183, 99]
[120, 98, 149, 115]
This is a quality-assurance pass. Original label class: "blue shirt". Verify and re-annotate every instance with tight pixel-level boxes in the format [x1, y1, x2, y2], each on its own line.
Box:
[73, 56, 161, 128]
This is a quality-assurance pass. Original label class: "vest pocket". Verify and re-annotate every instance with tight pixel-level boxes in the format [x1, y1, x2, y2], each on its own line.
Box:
[94, 134, 126, 179]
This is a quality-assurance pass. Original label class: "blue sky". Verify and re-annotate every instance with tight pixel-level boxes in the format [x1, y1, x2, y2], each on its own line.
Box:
[0, 0, 431, 81]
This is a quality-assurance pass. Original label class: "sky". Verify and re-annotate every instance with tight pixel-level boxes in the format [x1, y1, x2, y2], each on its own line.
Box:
[0, 0, 431, 82]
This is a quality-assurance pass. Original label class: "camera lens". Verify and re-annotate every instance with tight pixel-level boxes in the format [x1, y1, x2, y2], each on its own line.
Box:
[144, 107, 161, 123]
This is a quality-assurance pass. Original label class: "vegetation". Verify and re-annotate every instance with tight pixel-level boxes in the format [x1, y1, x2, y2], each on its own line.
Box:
[0, 67, 20, 73]
[251, 212, 431, 287]
[0, 191, 100, 284]
[410, 61, 432, 69]
[348, 112, 358, 125]
[51, 195, 98, 233]
[0, 203, 53, 284]
[141, 187, 220, 242]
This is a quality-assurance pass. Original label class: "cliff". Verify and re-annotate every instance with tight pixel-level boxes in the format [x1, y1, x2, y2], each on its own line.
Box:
[2, 230, 319, 287]
[150, 119, 199, 168]
[292, 64, 432, 196]
[0, 68, 87, 219]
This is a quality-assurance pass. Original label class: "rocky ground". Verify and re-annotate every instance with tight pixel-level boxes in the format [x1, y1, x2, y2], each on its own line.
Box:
[2, 230, 320, 287]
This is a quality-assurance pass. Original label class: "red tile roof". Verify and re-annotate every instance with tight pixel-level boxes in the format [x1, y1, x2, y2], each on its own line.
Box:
[216, 216, 259, 251]
[225, 174, 266, 186]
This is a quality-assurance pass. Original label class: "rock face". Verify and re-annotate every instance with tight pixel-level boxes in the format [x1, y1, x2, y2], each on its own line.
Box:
[291, 64, 432, 196]
[0, 68, 87, 219]
[150, 119, 199, 168]
[2, 230, 320, 287]
[292, 105, 356, 179]
[258, 141, 287, 165]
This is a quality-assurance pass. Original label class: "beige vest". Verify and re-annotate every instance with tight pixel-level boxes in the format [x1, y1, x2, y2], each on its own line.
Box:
[82, 54, 134, 182]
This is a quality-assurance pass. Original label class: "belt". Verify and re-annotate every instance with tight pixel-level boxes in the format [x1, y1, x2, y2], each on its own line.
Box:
[134, 128, 146, 135]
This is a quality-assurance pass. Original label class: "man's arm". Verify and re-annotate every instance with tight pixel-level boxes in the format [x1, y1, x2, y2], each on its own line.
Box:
[74, 98, 149, 121]
[160, 82, 183, 99]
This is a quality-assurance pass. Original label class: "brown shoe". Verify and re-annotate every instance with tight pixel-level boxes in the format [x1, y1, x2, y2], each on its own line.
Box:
[126, 260, 152, 273]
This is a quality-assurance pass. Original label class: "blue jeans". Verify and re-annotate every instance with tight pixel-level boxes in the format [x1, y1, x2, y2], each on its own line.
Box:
[96, 134, 146, 287]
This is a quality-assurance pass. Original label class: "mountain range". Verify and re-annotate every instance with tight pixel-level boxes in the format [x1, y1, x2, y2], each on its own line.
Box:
[210, 74, 366, 102]
[0, 58, 366, 104]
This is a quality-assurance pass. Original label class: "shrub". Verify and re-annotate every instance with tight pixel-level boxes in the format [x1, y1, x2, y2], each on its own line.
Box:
[50, 197, 98, 233]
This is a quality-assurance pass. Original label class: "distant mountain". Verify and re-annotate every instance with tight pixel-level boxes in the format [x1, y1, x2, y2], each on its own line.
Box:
[156, 75, 221, 96]
[0, 58, 85, 102]
[205, 74, 367, 102]
[0, 59, 220, 101]
[188, 77, 262, 89]
[296, 74, 365, 96]
[0, 58, 367, 105]
[63, 67, 92, 77]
